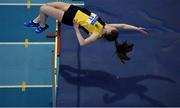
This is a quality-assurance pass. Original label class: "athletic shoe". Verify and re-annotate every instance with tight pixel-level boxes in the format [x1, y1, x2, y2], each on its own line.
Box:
[24, 20, 39, 27]
[35, 24, 49, 33]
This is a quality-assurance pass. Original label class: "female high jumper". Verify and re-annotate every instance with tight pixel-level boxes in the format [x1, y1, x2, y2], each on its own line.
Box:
[24, 2, 149, 63]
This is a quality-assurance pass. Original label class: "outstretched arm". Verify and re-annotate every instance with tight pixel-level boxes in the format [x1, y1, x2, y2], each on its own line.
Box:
[73, 20, 98, 46]
[109, 24, 140, 30]
[109, 24, 149, 36]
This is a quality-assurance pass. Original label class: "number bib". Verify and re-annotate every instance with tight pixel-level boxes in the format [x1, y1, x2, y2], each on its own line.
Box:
[87, 13, 99, 25]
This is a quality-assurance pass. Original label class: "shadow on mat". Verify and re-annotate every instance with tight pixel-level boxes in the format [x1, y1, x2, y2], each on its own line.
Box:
[60, 64, 175, 106]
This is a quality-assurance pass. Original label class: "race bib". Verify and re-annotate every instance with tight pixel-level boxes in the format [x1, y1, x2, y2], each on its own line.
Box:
[87, 13, 99, 25]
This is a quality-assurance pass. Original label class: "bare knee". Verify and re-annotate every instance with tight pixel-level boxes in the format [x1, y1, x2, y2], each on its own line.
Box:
[45, 2, 70, 11]
[46, 2, 59, 6]
[40, 5, 47, 13]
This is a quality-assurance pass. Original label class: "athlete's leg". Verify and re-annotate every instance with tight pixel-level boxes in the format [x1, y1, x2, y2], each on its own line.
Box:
[38, 4, 65, 27]
[46, 2, 71, 11]
[33, 15, 40, 24]
[24, 3, 68, 33]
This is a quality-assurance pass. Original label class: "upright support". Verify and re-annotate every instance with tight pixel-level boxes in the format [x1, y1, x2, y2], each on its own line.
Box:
[47, 24, 61, 56]
[52, 20, 60, 107]
[57, 23, 61, 56]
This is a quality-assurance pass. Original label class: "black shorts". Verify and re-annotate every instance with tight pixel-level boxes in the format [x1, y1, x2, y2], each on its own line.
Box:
[62, 5, 91, 26]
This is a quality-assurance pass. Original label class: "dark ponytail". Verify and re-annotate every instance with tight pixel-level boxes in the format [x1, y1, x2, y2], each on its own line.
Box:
[104, 29, 134, 63]
[114, 39, 134, 64]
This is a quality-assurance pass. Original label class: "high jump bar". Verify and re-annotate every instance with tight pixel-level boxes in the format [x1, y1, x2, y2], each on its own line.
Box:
[0, 42, 55, 45]
[0, 3, 84, 6]
[0, 85, 56, 88]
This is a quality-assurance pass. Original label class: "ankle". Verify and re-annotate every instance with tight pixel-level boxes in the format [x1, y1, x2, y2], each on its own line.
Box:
[40, 24, 46, 28]
[33, 20, 39, 24]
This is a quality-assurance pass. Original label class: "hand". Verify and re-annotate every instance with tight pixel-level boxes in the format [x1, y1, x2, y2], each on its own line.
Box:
[138, 27, 149, 36]
[73, 19, 79, 30]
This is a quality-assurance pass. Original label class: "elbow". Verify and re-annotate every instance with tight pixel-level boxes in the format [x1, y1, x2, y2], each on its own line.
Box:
[79, 41, 86, 46]
[80, 43, 86, 46]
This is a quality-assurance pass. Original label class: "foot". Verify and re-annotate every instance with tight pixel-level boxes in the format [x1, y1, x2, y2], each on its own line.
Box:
[24, 20, 39, 27]
[35, 24, 49, 33]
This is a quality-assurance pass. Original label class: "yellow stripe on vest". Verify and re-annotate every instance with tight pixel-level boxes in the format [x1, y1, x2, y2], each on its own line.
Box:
[74, 10, 104, 38]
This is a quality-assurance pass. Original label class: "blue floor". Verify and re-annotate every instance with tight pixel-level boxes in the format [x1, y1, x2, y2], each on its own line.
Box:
[0, 0, 180, 107]
[0, 2, 55, 107]
[0, 6, 55, 42]
[0, 88, 52, 107]
[0, 45, 53, 85]
[0, 0, 83, 107]
[57, 0, 180, 107]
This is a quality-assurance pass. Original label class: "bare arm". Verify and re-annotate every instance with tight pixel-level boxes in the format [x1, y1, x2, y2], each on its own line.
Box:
[73, 20, 98, 46]
[109, 24, 149, 36]
[108, 24, 141, 31]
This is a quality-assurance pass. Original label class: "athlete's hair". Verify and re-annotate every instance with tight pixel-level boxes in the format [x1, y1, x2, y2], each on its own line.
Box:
[114, 40, 134, 64]
[104, 29, 119, 42]
[104, 30, 134, 64]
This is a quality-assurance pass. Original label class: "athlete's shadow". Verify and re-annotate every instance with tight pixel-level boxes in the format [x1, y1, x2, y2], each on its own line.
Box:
[60, 64, 175, 106]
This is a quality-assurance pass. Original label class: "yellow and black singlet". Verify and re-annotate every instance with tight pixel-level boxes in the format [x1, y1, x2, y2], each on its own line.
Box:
[62, 5, 106, 38]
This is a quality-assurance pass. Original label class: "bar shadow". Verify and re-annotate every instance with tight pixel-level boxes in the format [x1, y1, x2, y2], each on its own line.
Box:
[60, 64, 175, 106]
